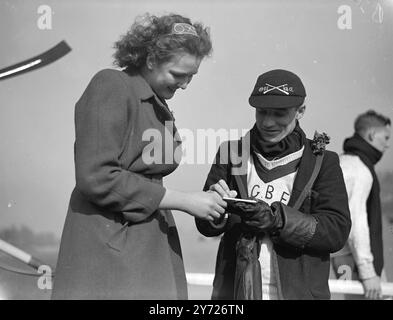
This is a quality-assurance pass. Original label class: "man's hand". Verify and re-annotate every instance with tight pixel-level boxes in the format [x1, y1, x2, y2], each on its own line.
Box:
[209, 179, 237, 198]
[237, 199, 283, 233]
[362, 276, 382, 300]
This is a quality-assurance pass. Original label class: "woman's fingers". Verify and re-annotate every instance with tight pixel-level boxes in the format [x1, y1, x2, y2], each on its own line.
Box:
[215, 204, 226, 215]
[209, 193, 227, 218]
[209, 183, 227, 198]
[210, 210, 222, 219]
[211, 191, 227, 208]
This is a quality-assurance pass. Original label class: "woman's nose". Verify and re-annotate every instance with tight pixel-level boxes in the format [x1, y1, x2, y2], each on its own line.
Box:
[178, 76, 193, 90]
[179, 81, 188, 90]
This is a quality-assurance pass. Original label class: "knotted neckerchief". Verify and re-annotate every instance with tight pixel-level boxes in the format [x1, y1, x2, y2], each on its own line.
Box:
[250, 121, 306, 160]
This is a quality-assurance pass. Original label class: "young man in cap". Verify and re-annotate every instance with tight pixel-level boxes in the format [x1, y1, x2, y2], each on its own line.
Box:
[196, 69, 351, 300]
[331, 110, 391, 300]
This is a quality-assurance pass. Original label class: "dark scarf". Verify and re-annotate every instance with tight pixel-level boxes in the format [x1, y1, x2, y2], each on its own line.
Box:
[343, 133, 384, 276]
[250, 121, 306, 161]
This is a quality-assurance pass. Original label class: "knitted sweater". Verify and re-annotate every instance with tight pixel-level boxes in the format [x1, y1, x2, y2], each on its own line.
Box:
[334, 154, 376, 280]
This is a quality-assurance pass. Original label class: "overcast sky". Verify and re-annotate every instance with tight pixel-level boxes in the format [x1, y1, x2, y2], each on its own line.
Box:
[1, 0, 392, 236]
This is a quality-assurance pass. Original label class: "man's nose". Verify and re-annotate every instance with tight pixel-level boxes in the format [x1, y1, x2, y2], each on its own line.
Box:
[261, 115, 275, 127]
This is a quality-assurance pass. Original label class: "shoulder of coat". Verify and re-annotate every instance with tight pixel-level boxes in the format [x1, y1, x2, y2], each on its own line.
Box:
[92, 68, 124, 81]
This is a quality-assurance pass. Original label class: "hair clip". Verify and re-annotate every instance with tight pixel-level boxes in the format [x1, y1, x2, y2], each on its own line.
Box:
[171, 23, 199, 37]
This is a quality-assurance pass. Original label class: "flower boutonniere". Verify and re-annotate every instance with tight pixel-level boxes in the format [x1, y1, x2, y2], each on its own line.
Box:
[311, 131, 330, 155]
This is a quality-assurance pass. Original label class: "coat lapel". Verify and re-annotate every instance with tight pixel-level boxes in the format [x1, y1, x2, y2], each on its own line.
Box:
[230, 132, 250, 197]
[287, 140, 316, 207]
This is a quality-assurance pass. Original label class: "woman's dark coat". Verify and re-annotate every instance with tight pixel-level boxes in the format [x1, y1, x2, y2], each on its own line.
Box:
[52, 69, 187, 299]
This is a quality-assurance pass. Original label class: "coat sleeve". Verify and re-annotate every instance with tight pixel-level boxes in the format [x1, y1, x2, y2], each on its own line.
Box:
[272, 151, 352, 254]
[195, 141, 242, 237]
[74, 69, 166, 222]
[306, 151, 351, 253]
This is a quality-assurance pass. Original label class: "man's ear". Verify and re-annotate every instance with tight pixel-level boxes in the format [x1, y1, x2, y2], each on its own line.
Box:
[296, 105, 306, 120]
[368, 129, 375, 141]
[365, 128, 375, 143]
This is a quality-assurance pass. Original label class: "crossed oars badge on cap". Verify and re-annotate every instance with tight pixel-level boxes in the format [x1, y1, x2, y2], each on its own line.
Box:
[260, 83, 290, 95]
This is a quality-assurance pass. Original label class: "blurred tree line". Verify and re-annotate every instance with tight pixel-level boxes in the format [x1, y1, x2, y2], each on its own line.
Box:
[0, 225, 59, 251]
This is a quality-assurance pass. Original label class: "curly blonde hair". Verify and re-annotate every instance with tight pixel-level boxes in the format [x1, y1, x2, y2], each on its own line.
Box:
[113, 13, 212, 71]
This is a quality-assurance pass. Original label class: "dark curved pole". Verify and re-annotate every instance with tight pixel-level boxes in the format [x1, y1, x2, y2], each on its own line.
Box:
[0, 40, 71, 81]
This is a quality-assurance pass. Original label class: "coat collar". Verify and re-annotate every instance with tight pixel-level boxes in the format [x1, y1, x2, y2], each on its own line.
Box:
[123, 69, 173, 118]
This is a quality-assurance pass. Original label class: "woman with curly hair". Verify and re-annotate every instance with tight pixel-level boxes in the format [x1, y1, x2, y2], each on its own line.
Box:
[52, 13, 225, 299]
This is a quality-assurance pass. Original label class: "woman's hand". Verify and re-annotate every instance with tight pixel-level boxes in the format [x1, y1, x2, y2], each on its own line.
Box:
[159, 182, 237, 221]
[184, 191, 227, 221]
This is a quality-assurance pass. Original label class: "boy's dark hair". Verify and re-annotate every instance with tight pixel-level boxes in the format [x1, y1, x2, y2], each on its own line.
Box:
[354, 110, 391, 135]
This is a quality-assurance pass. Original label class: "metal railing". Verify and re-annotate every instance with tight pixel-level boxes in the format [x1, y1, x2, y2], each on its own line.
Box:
[2, 238, 393, 298]
[186, 272, 393, 297]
